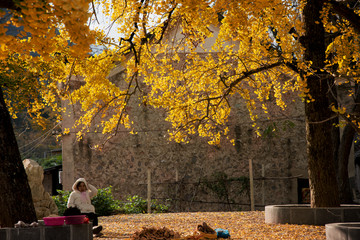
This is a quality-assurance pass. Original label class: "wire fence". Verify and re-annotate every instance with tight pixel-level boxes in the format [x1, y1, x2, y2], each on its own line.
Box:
[137, 171, 304, 212]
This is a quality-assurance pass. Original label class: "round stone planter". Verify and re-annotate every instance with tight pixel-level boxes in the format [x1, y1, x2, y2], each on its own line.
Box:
[326, 223, 360, 240]
[265, 204, 360, 226]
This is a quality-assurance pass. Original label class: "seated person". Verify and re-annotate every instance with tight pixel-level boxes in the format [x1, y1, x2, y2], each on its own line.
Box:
[66, 178, 102, 235]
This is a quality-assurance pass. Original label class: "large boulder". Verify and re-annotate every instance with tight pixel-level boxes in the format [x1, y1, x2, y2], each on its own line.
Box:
[23, 159, 58, 219]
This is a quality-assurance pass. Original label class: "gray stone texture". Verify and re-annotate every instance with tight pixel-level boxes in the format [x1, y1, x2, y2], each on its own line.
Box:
[0, 223, 93, 240]
[8, 228, 41, 240]
[43, 226, 69, 240]
[315, 208, 342, 226]
[70, 224, 92, 240]
[326, 223, 360, 240]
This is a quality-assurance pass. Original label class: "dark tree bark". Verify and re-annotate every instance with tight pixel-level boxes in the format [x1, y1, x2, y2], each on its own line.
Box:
[0, 87, 37, 227]
[337, 85, 360, 203]
[303, 0, 340, 207]
[338, 125, 355, 203]
[0, 0, 19, 10]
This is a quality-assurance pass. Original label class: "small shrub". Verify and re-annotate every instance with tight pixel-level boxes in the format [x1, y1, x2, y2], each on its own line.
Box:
[151, 198, 170, 213]
[121, 195, 170, 214]
[121, 195, 147, 214]
[91, 186, 121, 216]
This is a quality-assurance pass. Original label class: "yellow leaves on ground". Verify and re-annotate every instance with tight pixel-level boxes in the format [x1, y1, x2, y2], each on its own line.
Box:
[94, 211, 325, 240]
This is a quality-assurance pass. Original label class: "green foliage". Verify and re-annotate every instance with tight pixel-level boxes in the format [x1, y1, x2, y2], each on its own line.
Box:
[53, 187, 169, 216]
[52, 189, 71, 216]
[36, 155, 62, 169]
[52, 186, 120, 216]
[91, 186, 121, 216]
[121, 195, 170, 214]
[151, 199, 170, 213]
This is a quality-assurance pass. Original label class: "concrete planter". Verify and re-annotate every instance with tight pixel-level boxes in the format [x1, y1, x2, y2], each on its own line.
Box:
[0, 223, 93, 240]
[265, 204, 360, 226]
[326, 223, 360, 240]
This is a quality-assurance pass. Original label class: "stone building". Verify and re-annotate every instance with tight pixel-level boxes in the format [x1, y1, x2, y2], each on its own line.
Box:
[61, 72, 310, 212]
[60, 23, 356, 211]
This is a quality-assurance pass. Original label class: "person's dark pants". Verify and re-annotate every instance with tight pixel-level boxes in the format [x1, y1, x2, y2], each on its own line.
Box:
[84, 212, 98, 226]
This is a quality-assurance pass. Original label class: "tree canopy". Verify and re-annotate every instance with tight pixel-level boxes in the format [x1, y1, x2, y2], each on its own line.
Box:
[3, 0, 360, 146]
[2, 1, 360, 223]
[59, 0, 360, 145]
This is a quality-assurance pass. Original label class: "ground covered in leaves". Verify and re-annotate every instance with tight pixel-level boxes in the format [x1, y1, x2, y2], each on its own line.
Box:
[94, 211, 325, 239]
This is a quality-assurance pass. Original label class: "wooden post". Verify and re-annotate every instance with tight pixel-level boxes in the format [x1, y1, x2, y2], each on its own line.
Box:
[249, 159, 255, 211]
[175, 168, 179, 211]
[175, 168, 179, 182]
[147, 168, 151, 214]
[262, 164, 265, 206]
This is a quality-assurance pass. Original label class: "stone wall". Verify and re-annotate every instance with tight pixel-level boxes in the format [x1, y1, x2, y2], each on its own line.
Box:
[61, 68, 309, 211]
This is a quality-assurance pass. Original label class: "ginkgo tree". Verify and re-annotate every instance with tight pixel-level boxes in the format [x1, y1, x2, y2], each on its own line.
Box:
[1, 0, 360, 228]
[68, 0, 360, 208]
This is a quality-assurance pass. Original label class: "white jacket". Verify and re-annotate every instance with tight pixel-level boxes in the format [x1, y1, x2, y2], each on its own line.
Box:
[67, 178, 98, 213]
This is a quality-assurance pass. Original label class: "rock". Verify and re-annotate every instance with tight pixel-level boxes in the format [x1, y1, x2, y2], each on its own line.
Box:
[23, 159, 58, 219]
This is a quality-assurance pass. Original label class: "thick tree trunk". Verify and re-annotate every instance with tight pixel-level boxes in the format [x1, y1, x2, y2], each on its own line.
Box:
[337, 84, 360, 203]
[303, 0, 340, 207]
[338, 125, 354, 203]
[0, 87, 37, 227]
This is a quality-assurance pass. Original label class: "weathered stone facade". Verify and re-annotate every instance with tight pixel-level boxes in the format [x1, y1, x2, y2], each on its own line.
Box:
[61, 66, 312, 211]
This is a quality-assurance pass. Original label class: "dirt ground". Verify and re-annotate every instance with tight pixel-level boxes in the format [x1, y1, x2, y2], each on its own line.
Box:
[94, 211, 326, 240]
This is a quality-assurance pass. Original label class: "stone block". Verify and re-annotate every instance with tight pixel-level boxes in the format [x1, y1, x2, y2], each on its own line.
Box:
[315, 208, 342, 226]
[344, 208, 360, 222]
[44, 225, 70, 240]
[276, 207, 290, 224]
[0, 223, 93, 240]
[9, 227, 41, 240]
[70, 223, 93, 240]
[0, 228, 9, 240]
[290, 207, 314, 225]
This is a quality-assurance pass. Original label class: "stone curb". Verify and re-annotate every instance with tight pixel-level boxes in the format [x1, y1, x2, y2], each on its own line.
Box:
[265, 204, 360, 226]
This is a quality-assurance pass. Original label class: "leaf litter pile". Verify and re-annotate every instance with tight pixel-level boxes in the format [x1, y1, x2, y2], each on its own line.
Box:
[94, 211, 325, 239]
